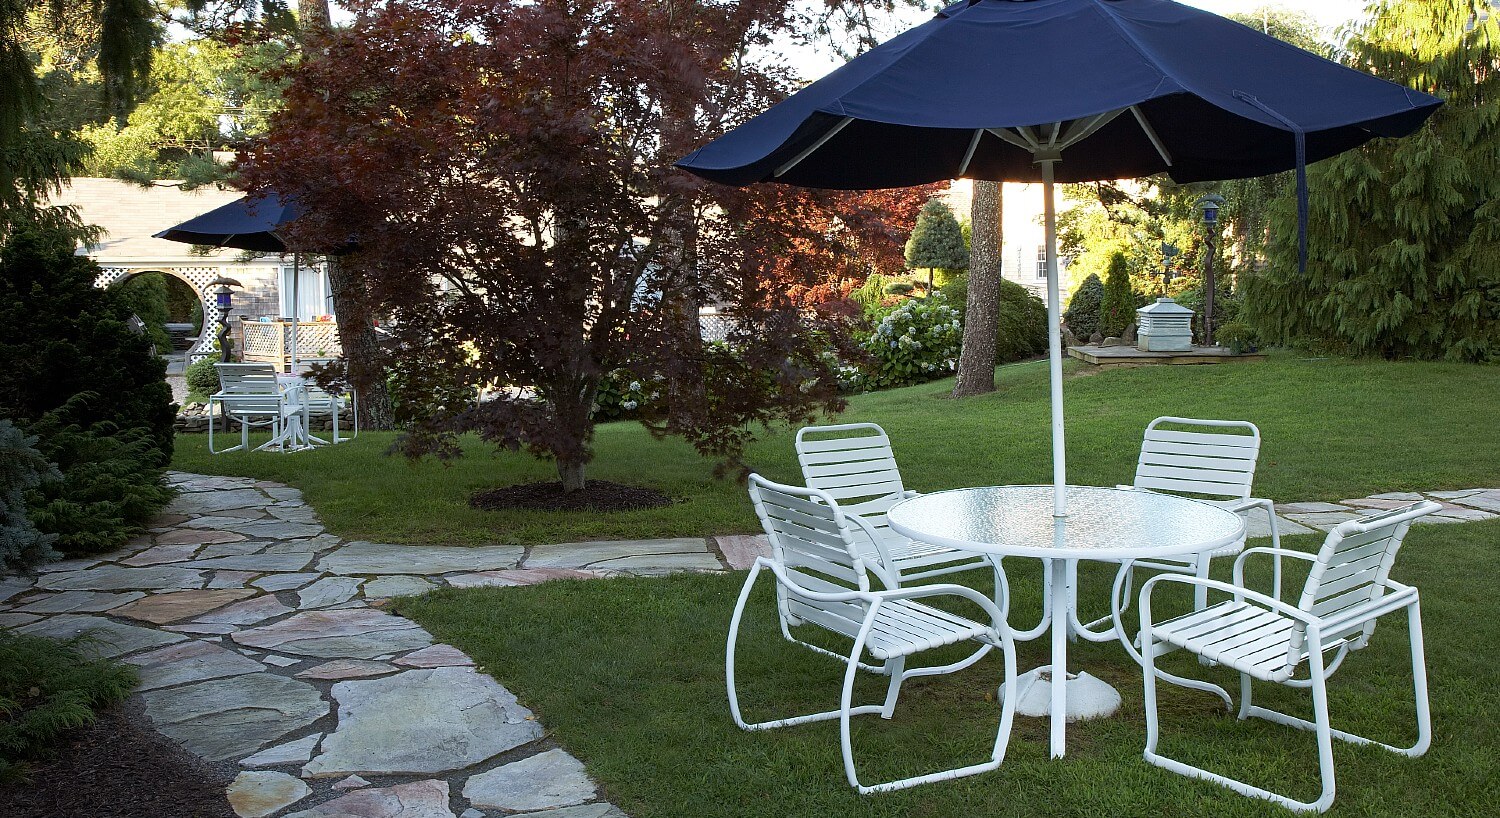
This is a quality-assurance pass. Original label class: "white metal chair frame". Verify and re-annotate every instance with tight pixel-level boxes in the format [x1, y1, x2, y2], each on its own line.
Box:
[208, 363, 308, 454]
[1081, 416, 1284, 637]
[1138, 501, 1438, 813]
[291, 362, 359, 445]
[794, 423, 1043, 639]
[727, 475, 1019, 794]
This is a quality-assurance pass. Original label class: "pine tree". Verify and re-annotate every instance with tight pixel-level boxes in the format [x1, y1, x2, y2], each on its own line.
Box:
[1098, 252, 1135, 337]
[1064, 274, 1105, 338]
[1245, 0, 1500, 362]
[905, 197, 969, 292]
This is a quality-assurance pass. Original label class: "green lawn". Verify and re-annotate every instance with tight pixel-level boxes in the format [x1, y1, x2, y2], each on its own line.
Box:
[171, 353, 1500, 545]
[397, 520, 1500, 818]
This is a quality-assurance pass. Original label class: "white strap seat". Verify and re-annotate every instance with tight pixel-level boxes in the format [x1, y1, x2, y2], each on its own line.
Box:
[1150, 600, 1302, 682]
[860, 599, 996, 661]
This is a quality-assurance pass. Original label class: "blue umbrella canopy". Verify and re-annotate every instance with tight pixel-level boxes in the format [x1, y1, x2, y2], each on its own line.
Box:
[676, 0, 1441, 189]
[154, 192, 305, 253]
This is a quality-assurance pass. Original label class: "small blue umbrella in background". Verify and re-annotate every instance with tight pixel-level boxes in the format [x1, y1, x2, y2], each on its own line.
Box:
[155, 192, 314, 369]
[678, 0, 1441, 517]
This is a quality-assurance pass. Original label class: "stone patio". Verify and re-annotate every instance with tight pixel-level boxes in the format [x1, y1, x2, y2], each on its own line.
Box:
[2, 471, 1495, 818]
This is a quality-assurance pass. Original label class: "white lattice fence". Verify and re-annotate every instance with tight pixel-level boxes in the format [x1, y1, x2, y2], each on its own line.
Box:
[97, 265, 227, 361]
[240, 319, 342, 371]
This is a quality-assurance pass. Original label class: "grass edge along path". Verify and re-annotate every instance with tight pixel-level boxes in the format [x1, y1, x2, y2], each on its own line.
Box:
[398, 519, 1500, 818]
[171, 353, 1500, 545]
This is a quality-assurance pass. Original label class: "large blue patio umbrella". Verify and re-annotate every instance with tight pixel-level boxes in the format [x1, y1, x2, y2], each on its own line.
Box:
[155, 192, 316, 368]
[677, 0, 1441, 516]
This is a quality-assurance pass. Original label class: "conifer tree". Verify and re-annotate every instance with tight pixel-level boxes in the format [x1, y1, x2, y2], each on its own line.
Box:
[1245, 0, 1499, 362]
[905, 197, 969, 293]
[1098, 252, 1135, 337]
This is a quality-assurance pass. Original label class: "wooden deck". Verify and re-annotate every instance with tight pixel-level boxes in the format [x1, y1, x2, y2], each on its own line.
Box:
[1067, 344, 1266, 366]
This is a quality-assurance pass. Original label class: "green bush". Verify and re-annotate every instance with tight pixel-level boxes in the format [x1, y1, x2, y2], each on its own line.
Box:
[883, 281, 915, 296]
[184, 355, 221, 398]
[849, 293, 962, 390]
[1216, 321, 1258, 354]
[0, 630, 138, 783]
[0, 420, 61, 572]
[940, 274, 1049, 364]
[850, 272, 897, 314]
[1098, 253, 1134, 337]
[1063, 273, 1104, 338]
[1174, 284, 1242, 344]
[593, 369, 656, 422]
[0, 227, 175, 559]
[113, 273, 173, 354]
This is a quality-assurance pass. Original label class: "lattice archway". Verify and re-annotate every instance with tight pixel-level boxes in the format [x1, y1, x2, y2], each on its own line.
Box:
[97, 266, 229, 361]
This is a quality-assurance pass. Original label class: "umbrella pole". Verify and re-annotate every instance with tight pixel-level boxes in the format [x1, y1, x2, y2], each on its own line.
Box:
[290, 251, 300, 373]
[1041, 159, 1067, 517]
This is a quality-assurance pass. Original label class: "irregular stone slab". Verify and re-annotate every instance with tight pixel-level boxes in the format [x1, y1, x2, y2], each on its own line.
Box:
[142, 672, 327, 761]
[252, 572, 322, 592]
[1274, 502, 1353, 514]
[201, 541, 272, 560]
[183, 515, 269, 531]
[17, 614, 185, 658]
[1431, 506, 1496, 521]
[1454, 491, 1500, 513]
[1369, 491, 1425, 501]
[589, 552, 722, 571]
[127, 639, 265, 691]
[227, 771, 312, 818]
[285, 780, 455, 818]
[298, 577, 364, 609]
[265, 539, 334, 555]
[463, 749, 596, 812]
[168, 488, 271, 514]
[1283, 511, 1366, 531]
[1428, 488, 1486, 500]
[1244, 513, 1313, 538]
[34, 557, 104, 573]
[394, 645, 473, 668]
[0, 577, 35, 603]
[265, 487, 304, 502]
[150, 512, 192, 526]
[319, 542, 524, 576]
[303, 667, 542, 778]
[716, 534, 769, 570]
[362, 575, 434, 599]
[113, 589, 258, 625]
[195, 595, 295, 626]
[237, 521, 326, 541]
[297, 660, 398, 681]
[37, 564, 205, 592]
[446, 568, 600, 589]
[517, 805, 627, 818]
[156, 528, 249, 547]
[263, 654, 302, 667]
[526, 538, 709, 569]
[234, 609, 434, 659]
[168, 622, 240, 635]
[1342, 498, 1421, 511]
[268, 506, 320, 524]
[240, 734, 322, 767]
[0, 612, 41, 627]
[16, 590, 145, 614]
[208, 570, 261, 589]
[332, 775, 370, 791]
[189, 553, 316, 572]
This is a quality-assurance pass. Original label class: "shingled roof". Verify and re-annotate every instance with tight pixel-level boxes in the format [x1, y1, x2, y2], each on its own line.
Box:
[50, 178, 278, 264]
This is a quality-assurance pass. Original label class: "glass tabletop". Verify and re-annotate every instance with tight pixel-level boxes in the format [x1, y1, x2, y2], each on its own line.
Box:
[886, 485, 1245, 560]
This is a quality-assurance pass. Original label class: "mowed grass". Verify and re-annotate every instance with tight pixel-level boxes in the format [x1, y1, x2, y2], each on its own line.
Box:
[171, 353, 1500, 545]
[397, 520, 1500, 818]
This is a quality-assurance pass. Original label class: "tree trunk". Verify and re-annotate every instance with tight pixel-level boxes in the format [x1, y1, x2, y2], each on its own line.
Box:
[952, 181, 1003, 397]
[325, 257, 394, 429]
[299, 0, 331, 36]
[557, 458, 586, 492]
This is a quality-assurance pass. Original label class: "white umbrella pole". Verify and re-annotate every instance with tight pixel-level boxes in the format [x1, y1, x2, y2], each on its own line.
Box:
[1041, 159, 1067, 517]
[289, 251, 300, 373]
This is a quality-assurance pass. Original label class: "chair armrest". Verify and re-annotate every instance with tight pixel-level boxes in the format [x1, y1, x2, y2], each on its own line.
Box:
[760, 559, 872, 604]
[845, 514, 897, 575]
[1139, 572, 1318, 628]
[1232, 546, 1315, 581]
[873, 583, 1006, 630]
[1225, 497, 1273, 515]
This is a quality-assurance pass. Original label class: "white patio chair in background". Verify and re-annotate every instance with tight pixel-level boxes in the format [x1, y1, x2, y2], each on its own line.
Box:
[208, 362, 305, 454]
[727, 475, 1018, 794]
[795, 423, 1025, 629]
[1138, 500, 1439, 813]
[292, 361, 358, 444]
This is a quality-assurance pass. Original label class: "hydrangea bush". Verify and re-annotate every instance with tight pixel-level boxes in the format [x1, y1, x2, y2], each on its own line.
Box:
[848, 294, 962, 391]
[592, 370, 657, 421]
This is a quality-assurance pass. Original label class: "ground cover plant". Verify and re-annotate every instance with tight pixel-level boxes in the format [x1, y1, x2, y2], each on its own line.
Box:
[398, 519, 1499, 818]
[172, 354, 1500, 545]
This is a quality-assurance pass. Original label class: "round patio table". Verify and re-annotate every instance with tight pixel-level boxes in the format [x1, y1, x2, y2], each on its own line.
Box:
[886, 484, 1244, 759]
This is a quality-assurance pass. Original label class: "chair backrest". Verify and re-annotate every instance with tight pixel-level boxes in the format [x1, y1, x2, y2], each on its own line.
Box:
[748, 474, 871, 600]
[1133, 416, 1261, 501]
[215, 362, 282, 395]
[795, 423, 907, 534]
[1288, 501, 1440, 658]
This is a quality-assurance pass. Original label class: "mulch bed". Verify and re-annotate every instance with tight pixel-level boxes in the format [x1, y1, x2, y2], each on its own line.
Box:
[470, 480, 673, 512]
[0, 701, 233, 818]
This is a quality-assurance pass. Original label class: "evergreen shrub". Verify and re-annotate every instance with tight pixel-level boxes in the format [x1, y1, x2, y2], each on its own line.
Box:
[1063, 273, 1104, 338]
[1098, 253, 1135, 337]
[0, 420, 61, 572]
[941, 274, 1049, 364]
[184, 355, 221, 399]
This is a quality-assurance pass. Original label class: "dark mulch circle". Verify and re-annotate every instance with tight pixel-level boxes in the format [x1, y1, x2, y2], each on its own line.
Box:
[0, 702, 234, 818]
[470, 480, 673, 512]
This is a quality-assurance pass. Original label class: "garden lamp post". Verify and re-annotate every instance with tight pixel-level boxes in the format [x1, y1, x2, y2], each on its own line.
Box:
[1197, 194, 1225, 345]
[210, 276, 243, 364]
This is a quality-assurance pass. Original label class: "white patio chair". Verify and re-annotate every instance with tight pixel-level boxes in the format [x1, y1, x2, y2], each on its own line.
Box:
[208, 363, 306, 454]
[1085, 417, 1283, 632]
[794, 423, 1020, 621]
[1138, 500, 1439, 813]
[292, 361, 358, 444]
[727, 475, 1019, 794]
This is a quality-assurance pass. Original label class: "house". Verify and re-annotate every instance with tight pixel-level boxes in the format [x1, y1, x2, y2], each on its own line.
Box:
[52, 178, 335, 365]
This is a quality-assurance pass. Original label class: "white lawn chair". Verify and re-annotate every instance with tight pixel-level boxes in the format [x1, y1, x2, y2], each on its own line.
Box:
[208, 363, 306, 454]
[1087, 417, 1283, 631]
[291, 361, 358, 444]
[795, 424, 1019, 619]
[1139, 500, 1439, 813]
[727, 475, 1018, 794]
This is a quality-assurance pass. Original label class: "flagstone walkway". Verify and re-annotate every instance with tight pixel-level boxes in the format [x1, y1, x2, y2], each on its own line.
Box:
[0, 472, 1496, 818]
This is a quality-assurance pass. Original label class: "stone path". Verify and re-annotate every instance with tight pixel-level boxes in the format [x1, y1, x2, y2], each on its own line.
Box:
[1, 473, 1496, 818]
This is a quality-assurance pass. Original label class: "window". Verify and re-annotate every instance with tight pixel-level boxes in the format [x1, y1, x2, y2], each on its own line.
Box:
[1035, 245, 1048, 279]
[279, 264, 332, 321]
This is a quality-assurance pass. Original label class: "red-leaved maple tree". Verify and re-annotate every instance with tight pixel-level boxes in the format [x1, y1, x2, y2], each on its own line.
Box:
[242, 0, 935, 490]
